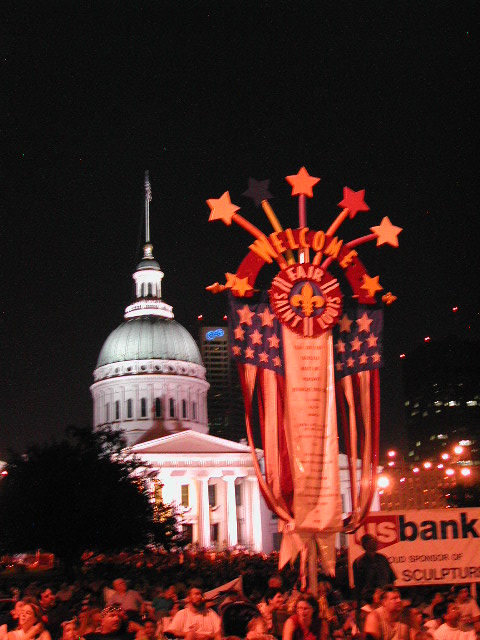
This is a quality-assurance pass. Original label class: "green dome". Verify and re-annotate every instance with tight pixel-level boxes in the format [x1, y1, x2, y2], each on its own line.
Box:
[96, 316, 202, 368]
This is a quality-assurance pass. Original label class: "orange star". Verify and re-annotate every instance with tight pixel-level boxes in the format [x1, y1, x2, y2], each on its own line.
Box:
[268, 334, 280, 349]
[359, 354, 368, 365]
[245, 346, 255, 359]
[356, 312, 373, 333]
[336, 362, 343, 372]
[370, 216, 403, 247]
[232, 276, 253, 296]
[207, 191, 240, 225]
[259, 351, 269, 363]
[273, 356, 282, 367]
[347, 357, 355, 368]
[372, 352, 381, 363]
[258, 306, 275, 327]
[237, 305, 255, 325]
[339, 314, 353, 333]
[366, 333, 378, 348]
[335, 339, 346, 354]
[338, 187, 370, 219]
[206, 282, 225, 294]
[351, 336, 363, 352]
[361, 274, 383, 298]
[285, 166, 321, 198]
[224, 272, 238, 289]
[234, 326, 245, 341]
[382, 292, 397, 305]
[232, 345, 242, 356]
[250, 329, 263, 345]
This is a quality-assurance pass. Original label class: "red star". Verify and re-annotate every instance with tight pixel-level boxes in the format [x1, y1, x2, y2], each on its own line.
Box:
[207, 191, 240, 225]
[359, 354, 368, 365]
[338, 187, 370, 219]
[339, 314, 353, 333]
[258, 307, 275, 327]
[237, 305, 255, 325]
[285, 167, 321, 198]
[268, 334, 280, 349]
[250, 329, 263, 345]
[234, 326, 245, 341]
[347, 357, 355, 368]
[351, 336, 362, 352]
[335, 339, 346, 354]
[232, 345, 242, 356]
[273, 356, 282, 367]
[356, 312, 373, 333]
[245, 346, 255, 359]
[372, 352, 381, 363]
[335, 362, 344, 372]
[366, 333, 378, 348]
[259, 351, 269, 363]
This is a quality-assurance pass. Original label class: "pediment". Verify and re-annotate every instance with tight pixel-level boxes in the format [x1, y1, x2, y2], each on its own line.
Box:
[131, 430, 255, 455]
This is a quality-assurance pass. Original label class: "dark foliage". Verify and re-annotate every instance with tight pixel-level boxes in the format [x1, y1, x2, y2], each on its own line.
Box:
[0, 426, 181, 561]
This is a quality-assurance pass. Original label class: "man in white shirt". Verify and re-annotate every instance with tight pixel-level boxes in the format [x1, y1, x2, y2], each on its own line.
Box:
[455, 587, 480, 632]
[166, 588, 221, 640]
[433, 603, 476, 640]
[105, 579, 143, 614]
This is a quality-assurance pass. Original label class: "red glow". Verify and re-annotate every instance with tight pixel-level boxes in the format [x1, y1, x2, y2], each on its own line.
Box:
[400, 353, 406, 358]
[452, 307, 458, 312]
[424, 336, 430, 342]
[1, 470, 7, 476]
[197, 314, 203, 320]
[223, 315, 227, 320]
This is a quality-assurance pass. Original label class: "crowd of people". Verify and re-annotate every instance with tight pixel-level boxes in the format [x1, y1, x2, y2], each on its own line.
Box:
[0, 548, 479, 640]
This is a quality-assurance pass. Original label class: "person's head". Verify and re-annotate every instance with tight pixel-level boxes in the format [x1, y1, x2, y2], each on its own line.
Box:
[113, 579, 127, 594]
[265, 588, 284, 610]
[296, 594, 319, 630]
[40, 588, 56, 610]
[407, 607, 423, 630]
[100, 606, 123, 634]
[361, 534, 378, 555]
[381, 586, 402, 616]
[444, 603, 460, 628]
[143, 620, 156, 639]
[188, 587, 204, 610]
[19, 602, 42, 632]
[456, 587, 469, 603]
[246, 616, 268, 639]
[62, 620, 79, 640]
[268, 574, 283, 590]
[11, 601, 25, 620]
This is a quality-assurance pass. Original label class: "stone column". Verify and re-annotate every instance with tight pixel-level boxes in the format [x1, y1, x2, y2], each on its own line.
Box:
[247, 476, 263, 552]
[197, 476, 211, 547]
[224, 476, 238, 547]
[243, 478, 253, 550]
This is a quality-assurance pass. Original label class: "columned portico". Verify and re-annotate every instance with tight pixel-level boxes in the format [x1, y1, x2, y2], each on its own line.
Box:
[197, 475, 211, 547]
[247, 476, 263, 552]
[223, 474, 238, 546]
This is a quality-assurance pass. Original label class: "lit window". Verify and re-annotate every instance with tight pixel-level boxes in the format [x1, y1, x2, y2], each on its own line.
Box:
[208, 484, 216, 507]
[423, 411, 428, 418]
[430, 435, 436, 441]
[405, 401, 410, 407]
[155, 397, 162, 418]
[115, 400, 120, 421]
[141, 398, 147, 418]
[416, 441, 421, 447]
[414, 402, 419, 408]
[466, 401, 477, 407]
[408, 451, 414, 457]
[448, 401, 457, 407]
[182, 399, 187, 419]
[437, 434, 447, 440]
[127, 398, 133, 419]
[169, 398, 175, 417]
[459, 440, 472, 446]
[434, 401, 442, 406]
[181, 484, 189, 507]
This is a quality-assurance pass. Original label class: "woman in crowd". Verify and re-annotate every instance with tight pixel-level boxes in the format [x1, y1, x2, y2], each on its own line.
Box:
[282, 595, 328, 640]
[7, 601, 51, 640]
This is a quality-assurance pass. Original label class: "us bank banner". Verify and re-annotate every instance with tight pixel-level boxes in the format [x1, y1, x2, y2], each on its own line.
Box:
[349, 509, 480, 586]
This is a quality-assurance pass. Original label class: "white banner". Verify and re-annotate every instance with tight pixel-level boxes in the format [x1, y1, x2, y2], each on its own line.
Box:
[348, 509, 480, 586]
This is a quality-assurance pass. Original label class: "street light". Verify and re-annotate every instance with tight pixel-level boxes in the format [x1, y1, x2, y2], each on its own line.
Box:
[460, 468, 471, 477]
[454, 445, 464, 455]
[378, 476, 390, 489]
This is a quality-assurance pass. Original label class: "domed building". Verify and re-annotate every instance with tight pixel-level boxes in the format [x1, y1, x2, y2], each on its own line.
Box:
[91, 242, 209, 446]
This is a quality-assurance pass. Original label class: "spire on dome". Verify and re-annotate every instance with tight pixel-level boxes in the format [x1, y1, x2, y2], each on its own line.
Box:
[144, 170, 152, 243]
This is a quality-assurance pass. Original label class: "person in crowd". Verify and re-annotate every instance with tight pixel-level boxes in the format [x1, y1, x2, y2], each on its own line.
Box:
[246, 616, 276, 640]
[165, 587, 221, 640]
[78, 608, 102, 637]
[257, 589, 286, 638]
[7, 600, 52, 640]
[0, 601, 25, 634]
[153, 588, 178, 618]
[424, 603, 447, 635]
[61, 620, 82, 640]
[84, 605, 133, 640]
[105, 582, 143, 616]
[423, 594, 445, 621]
[39, 588, 69, 640]
[282, 594, 329, 640]
[364, 585, 408, 640]
[454, 587, 480, 632]
[353, 536, 396, 607]
[405, 607, 425, 640]
[433, 602, 476, 640]
[359, 589, 384, 632]
[134, 620, 160, 640]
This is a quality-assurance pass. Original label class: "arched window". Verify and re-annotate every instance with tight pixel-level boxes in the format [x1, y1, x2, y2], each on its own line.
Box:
[127, 399, 133, 419]
[105, 402, 110, 423]
[192, 401, 197, 421]
[140, 397, 147, 417]
[155, 397, 162, 418]
[115, 400, 120, 421]
[169, 398, 175, 417]
[182, 399, 187, 419]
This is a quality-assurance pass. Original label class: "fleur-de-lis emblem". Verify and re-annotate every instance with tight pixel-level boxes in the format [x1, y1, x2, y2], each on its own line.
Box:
[291, 283, 324, 317]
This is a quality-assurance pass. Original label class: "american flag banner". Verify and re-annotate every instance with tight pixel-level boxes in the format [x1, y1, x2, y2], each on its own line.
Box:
[333, 306, 383, 531]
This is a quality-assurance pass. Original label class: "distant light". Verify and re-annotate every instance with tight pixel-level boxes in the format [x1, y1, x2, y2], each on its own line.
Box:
[441, 453, 450, 460]
[424, 336, 431, 342]
[223, 315, 228, 320]
[197, 314, 203, 320]
[454, 445, 464, 455]
[377, 476, 389, 488]
[461, 468, 471, 477]
[459, 440, 472, 446]
[388, 461, 395, 467]
[446, 469, 455, 476]
[387, 450, 396, 458]
[452, 307, 458, 312]
[424, 462, 432, 469]
[437, 464, 444, 469]
[400, 477, 406, 483]
[400, 353, 406, 359]
[1, 470, 7, 476]
[413, 467, 419, 473]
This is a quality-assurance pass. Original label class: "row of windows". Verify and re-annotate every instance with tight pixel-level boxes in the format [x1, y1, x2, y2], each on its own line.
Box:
[180, 483, 243, 508]
[104, 397, 197, 422]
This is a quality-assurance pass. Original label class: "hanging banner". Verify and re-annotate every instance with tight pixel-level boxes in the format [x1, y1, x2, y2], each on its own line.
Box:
[348, 509, 480, 586]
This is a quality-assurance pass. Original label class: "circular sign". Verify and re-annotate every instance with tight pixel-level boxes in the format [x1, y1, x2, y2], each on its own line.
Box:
[269, 262, 343, 337]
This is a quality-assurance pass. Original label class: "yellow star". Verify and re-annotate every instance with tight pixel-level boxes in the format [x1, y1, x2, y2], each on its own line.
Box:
[361, 274, 383, 298]
[206, 282, 225, 294]
[259, 351, 269, 363]
[356, 312, 373, 333]
[258, 307, 275, 327]
[237, 305, 255, 325]
[250, 329, 263, 345]
[234, 326, 245, 341]
[232, 276, 253, 297]
[370, 216, 403, 247]
[285, 166, 321, 198]
[351, 336, 362, 352]
[339, 314, 353, 333]
[382, 292, 397, 305]
[268, 334, 280, 349]
[245, 346, 255, 359]
[207, 191, 240, 225]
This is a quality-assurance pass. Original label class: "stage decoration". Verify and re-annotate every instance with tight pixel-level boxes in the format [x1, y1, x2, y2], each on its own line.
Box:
[206, 167, 401, 595]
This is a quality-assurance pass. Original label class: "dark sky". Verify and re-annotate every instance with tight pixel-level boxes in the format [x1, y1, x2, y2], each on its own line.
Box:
[1, 2, 478, 456]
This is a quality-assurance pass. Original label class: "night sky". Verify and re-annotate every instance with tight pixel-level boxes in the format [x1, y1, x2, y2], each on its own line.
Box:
[1, 2, 477, 456]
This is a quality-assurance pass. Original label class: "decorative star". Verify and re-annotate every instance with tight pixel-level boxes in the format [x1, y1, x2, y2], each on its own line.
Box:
[339, 314, 353, 333]
[206, 282, 225, 294]
[335, 339, 346, 354]
[232, 276, 253, 296]
[259, 351, 269, 363]
[258, 306, 275, 327]
[273, 356, 282, 367]
[338, 187, 370, 219]
[245, 346, 255, 359]
[382, 292, 397, 305]
[370, 216, 403, 247]
[225, 272, 238, 289]
[351, 336, 363, 352]
[366, 333, 378, 348]
[237, 305, 255, 325]
[359, 354, 368, 365]
[232, 345, 242, 356]
[335, 362, 344, 372]
[250, 329, 263, 345]
[372, 352, 381, 363]
[207, 191, 240, 225]
[356, 312, 373, 333]
[234, 326, 245, 341]
[361, 274, 383, 298]
[347, 357, 355, 368]
[242, 177, 273, 207]
[268, 334, 280, 349]
[285, 166, 321, 198]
